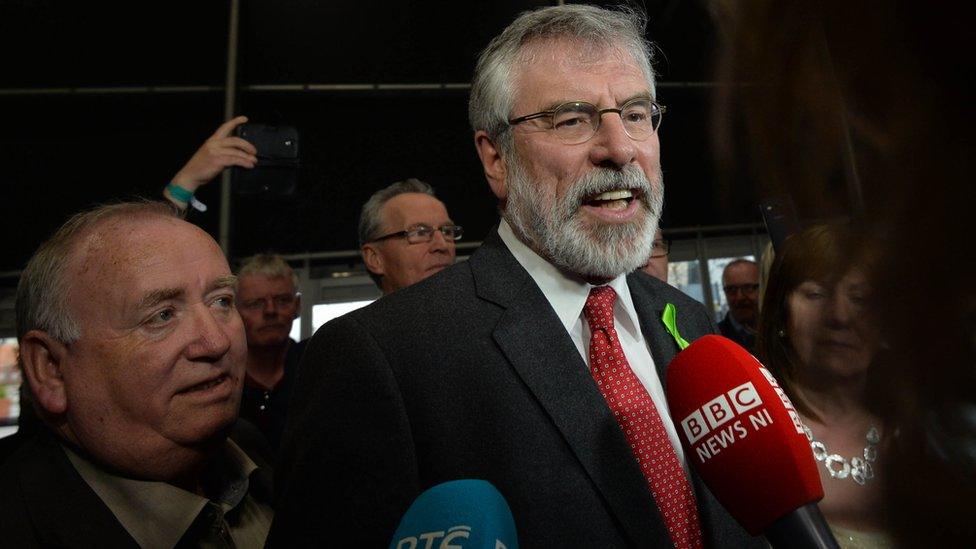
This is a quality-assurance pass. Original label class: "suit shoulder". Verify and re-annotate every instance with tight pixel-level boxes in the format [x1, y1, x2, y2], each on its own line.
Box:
[345, 261, 478, 325]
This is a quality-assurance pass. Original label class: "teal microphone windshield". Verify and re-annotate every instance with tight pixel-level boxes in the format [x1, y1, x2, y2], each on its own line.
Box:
[389, 479, 518, 549]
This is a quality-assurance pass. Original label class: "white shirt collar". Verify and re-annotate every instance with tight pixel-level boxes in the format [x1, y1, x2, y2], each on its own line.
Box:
[497, 219, 642, 340]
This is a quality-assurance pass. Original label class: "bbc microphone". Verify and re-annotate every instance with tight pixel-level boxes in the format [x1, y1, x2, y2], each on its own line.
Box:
[666, 335, 839, 549]
[389, 479, 519, 549]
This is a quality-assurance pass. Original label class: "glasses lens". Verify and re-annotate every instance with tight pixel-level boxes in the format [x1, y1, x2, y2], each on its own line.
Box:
[724, 284, 759, 296]
[274, 294, 296, 308]
[620, 99, 660, 141]
[650, 239, 669, 258]
[440, 225, 463, 240]
[406, 226, 434, 244]
[552, 102, 598, 144]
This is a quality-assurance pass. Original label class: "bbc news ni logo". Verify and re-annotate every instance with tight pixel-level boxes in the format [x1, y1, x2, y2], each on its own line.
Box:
[679, 381, 773, 464]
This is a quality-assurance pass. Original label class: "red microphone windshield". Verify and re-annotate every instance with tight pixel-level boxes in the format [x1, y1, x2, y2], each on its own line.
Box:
[666, 335, 823, 535]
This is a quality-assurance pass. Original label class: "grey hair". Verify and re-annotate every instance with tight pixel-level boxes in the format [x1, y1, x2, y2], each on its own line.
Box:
[357, 178, 437, 247]
[16, 200, 181, 343]
[358, 178, 438, 286]
[468, 4, 657, 155]
[238, 253, 299, 289]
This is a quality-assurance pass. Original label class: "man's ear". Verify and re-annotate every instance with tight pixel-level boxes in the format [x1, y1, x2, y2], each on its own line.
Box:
[19, 330, 69, 416]
[293, 293, 302, 319]
[474, 130, 508, 201]
[361, 245, 386, 277]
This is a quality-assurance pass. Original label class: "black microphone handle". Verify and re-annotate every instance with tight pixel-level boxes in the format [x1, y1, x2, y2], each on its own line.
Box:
[764, 503, 840, 549]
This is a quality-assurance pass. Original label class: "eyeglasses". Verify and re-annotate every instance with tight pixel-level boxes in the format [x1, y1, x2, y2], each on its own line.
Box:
[369, 224, 463, 245]
[723, 284, 760, 296]
[240, 293, 300, 311]
[650, 238, 671, 259]
[507, 97, 666, 145]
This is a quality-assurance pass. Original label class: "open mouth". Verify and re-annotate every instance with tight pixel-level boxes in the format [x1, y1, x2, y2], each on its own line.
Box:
[579, 188, 644, 222]
[583, 189, 639, 210]
[179, 374, 229, 394]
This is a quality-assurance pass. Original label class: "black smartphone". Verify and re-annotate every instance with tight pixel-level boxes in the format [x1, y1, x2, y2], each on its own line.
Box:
[233, 123, 300, 195]
[759, 196, 800, 253]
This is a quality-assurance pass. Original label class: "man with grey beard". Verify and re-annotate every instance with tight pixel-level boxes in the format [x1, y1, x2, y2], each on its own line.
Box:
[272, 5, 761, 548]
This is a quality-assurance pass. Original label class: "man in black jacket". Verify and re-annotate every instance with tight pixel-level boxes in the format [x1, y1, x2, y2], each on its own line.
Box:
[272, 5, 763, 547]
[1, 201, 273, 547]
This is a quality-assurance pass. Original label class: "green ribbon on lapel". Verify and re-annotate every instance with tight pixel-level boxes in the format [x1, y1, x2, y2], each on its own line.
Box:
[661, 303, 690, 350]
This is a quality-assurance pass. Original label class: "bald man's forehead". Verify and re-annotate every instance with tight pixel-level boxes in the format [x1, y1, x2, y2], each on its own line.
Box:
[723, 262, 759, 283]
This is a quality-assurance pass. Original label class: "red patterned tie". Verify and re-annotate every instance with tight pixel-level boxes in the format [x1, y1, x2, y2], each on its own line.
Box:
[584, 285, 703, 549]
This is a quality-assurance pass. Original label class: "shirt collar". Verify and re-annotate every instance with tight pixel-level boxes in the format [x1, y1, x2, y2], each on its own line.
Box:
[64, 439, 259, 549]
[497, 219, 642, 338]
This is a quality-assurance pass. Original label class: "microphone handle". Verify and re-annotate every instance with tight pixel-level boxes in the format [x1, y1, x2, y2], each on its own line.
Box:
[764, 503, 840, 549]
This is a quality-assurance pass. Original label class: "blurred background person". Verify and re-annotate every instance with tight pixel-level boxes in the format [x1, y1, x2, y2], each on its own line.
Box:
[236, 254, 305, 455]
[758, 224, 890, 548]
[358, 178, 461, 295]
[639, 228, 669, 283]
[719, 259, 760, 353]
[714, 2, 975, 545]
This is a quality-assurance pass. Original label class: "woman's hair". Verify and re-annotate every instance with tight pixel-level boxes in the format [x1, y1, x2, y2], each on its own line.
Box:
[757, 223, 878, 418]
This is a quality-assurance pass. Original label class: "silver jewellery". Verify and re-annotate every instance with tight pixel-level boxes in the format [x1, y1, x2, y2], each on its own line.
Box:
[802, 424, 880, 485]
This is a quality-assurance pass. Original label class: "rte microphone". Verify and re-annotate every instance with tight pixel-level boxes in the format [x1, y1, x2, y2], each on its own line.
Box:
[389, 479, 519, 549]
[665, 335, 839, 549]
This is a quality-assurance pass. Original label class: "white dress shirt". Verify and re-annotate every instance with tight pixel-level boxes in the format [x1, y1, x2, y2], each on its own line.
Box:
[498, 220, 687, 468]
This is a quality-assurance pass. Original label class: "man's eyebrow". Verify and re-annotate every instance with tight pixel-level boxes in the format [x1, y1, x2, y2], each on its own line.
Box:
[620, 92, 654, 105]
[137, 288, 184, 311]
[211, 275, 238, 292]
[538, 92, 654, 112]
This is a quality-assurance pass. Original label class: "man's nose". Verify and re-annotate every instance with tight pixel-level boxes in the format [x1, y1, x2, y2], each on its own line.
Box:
[588, 113, 639, 168]
[186, 306, 232, 359]
[429, 228, 453, 253]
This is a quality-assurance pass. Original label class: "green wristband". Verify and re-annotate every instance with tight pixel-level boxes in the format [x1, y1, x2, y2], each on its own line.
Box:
[166, 182, 194, 202]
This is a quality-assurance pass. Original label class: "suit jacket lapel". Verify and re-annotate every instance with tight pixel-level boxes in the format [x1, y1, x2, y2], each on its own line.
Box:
[18, 431, 139, 548]
[470, 229, 672, 547]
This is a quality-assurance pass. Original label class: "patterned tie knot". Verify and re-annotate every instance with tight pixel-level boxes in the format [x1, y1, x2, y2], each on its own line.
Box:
[584, 285, 617, 332]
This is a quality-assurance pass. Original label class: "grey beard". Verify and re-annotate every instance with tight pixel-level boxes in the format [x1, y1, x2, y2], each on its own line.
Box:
[504, 155, 663, 280]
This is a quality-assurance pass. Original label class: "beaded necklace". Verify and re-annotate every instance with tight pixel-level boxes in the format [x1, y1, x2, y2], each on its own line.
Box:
[802, 424, 880, 485]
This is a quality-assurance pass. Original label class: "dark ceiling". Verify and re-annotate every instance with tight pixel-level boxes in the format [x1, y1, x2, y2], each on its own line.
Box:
[0, 0, 759, 273]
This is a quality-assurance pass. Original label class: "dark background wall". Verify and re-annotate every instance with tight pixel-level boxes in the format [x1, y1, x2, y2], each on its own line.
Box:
[0, 0, 759, 273]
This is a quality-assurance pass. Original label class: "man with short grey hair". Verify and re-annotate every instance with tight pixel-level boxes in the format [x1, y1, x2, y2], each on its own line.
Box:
[358, 178, 461, 295]
[236, 253, 306, 453]
[1, 201, 273, 547]
[273, 5, 761, 547]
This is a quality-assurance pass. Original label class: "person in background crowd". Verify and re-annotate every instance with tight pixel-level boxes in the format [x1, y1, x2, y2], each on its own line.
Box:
[714, 2, 975, 544]
[236, 254, 306, 454]
[758, 224, 891, 548]
[639, 228, 670, 283]
[271, 5, 762, 547]
[358, 178, 461, 295]
[718, 258, 760, 353]
[1, 201, 273, 547]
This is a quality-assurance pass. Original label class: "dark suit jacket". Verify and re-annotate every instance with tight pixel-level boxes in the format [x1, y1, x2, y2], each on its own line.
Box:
[0, 422, 274, 548]
[271, 229, 763, 548]
[718, 314, 757, 355]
